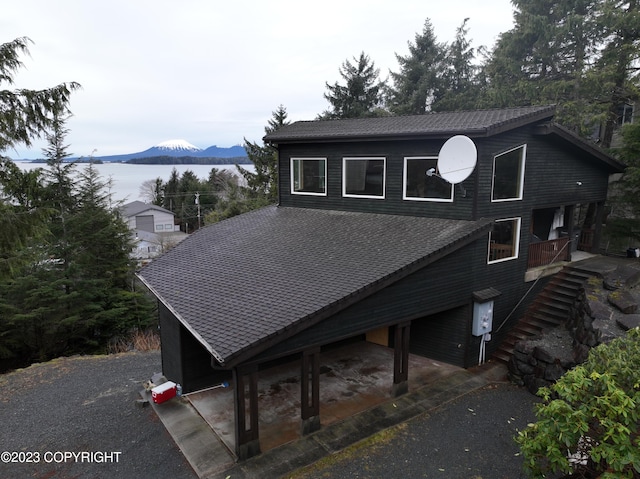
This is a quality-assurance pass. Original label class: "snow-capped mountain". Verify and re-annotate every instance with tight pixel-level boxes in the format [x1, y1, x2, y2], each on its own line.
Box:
[154, 139, 202, 152]
[76, 140, 247, 162]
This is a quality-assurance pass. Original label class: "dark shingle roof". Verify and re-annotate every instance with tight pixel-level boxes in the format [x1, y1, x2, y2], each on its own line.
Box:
[264, 105, 556, 143]
[137, 206, 491, 366]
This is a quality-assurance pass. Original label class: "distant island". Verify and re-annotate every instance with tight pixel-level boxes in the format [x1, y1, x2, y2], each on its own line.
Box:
[15, 140, 252, 164]
[125, 156, 252, 165]
[25, 156, 252, 165]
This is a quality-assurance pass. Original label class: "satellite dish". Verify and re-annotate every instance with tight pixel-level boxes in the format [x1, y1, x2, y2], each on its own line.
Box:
[437, 135, 477, 184]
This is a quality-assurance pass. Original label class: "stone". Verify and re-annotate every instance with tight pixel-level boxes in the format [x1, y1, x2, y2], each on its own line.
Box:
[603, 265, 640, 290]
[616, 314, 640, 331]
[533, 345, 555, 364]
[607, 290, 638, 314]
[573, 343, 590, 363]
[592, 319, 625, 343]
[544, 362, 566, 382]
[524, 375, 549, 396]
[586, 293, 613, 320]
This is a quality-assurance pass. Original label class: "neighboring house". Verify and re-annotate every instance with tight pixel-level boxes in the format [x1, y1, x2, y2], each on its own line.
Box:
[121, 201, 178, 233]
[121, 201, 185, 260]
[137, 105, 624, 460]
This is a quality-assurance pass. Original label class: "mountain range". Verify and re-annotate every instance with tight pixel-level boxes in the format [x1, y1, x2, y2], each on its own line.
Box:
[74, 139, 248, 163]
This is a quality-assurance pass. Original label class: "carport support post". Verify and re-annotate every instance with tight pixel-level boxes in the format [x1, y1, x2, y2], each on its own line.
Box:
[392, 322, 410, 397]
[300, 347, 321, 435]
[233, 365, 261, 460]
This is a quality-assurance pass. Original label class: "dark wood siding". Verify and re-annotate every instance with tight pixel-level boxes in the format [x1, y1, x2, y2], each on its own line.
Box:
[159, 302, 230, 393]
[277, 126, 612, 225]
[159, 302, 183, 385]
[474, 126, 611, 221]
[410, 305, 470, 367]
[278, 140, 475, 220]
[252, 230, 537, 369]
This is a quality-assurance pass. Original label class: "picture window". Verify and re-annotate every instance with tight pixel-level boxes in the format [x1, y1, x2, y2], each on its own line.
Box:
[343, 157, 385, 198]
[291, 158, 327, 196]
[403, 157, 453, 202]
[492, 145, 526, 201]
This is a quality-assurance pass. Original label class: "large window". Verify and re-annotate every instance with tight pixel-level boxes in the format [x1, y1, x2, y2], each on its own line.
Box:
[491, 145, 526, 201]
[343, 157, 385, 198]
[291, 158, 326, 196]
[488, 217, 521, 263]
[403, 157, 454, 202]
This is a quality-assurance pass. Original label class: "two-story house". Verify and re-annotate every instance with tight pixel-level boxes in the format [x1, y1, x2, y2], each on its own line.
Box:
[121, 201, 185, 260]
[137, 105, 624, 460]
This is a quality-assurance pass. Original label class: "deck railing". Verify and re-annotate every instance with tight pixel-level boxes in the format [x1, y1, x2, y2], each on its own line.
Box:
[527, 237, 571, 268]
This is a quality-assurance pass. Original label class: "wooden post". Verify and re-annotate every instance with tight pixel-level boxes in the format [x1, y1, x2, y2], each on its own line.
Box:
[233, 365, 261, 460]
[593, 201, 604, 253]
[392, 322, 410, 397]
[300, 347, 321, 435]
[565, 204, 575, 261]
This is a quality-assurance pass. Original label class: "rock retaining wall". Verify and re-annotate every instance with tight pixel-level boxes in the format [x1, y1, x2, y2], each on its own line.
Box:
[509, 267, 640, 395]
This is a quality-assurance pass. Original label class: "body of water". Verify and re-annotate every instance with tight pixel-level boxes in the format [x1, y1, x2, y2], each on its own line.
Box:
[12, 161, 254, 203]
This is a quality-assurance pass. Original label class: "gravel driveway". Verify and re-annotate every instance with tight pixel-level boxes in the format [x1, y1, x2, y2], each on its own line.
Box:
[1, 351, 540, 479]
[0, 351, 197, 479]
[289, 383, 540, 479]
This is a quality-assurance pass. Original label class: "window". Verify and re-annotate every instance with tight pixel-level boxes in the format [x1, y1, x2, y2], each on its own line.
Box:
[491, 145, 526, 201]
[165, 224, 173, 230]
[156, 224, 164, 231]
[343, 157, 385, 198]
[403, 157, 454, 202]
[291, 158, 326, 196]
[488, 218, 521, 263]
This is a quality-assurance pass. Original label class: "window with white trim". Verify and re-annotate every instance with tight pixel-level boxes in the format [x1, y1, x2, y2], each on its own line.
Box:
[291, 158, 327, 196]
[491, 145, 526, 201]
[488, 217, 521, 263]
[403, 157, 454, 202]
[343, 157, 385, 198]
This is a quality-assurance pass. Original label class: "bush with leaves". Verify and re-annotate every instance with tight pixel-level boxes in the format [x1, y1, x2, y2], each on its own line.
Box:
[516, 328, 640, 478]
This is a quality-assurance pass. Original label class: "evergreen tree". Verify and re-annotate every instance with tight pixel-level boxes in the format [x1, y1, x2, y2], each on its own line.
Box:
[387, 20, 446, 115]
[0, 37, 78, 279]
[433, 19, 482, 111]
[594, 0, 640, 147]
[237, 104, 289, 204]
[480, 0, 639, 145]
[608, 121, 640, 245]
[0, 120, 155, 367]
[319, 53, 387, 119]
[0, 37, 79, 152]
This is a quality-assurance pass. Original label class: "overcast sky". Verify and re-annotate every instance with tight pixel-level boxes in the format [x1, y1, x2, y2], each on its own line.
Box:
[4, 0, 515, 159]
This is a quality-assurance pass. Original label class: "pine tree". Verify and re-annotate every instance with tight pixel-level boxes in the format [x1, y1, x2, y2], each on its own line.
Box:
[237, 104, 289, 204]
[480, 0, 639, 145]
[0, 37, 78, 279]
[0, 37, 79, 152]
[433, 19, 482, 112]
[319, 53, 387, 119]
[387, 20, 446, 115]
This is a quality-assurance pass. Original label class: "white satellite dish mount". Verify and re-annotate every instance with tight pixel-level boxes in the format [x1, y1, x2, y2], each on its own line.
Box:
[434, 135, 477, 185]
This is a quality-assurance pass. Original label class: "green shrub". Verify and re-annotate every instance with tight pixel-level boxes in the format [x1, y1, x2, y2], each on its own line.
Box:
[516, 328, 640, 478]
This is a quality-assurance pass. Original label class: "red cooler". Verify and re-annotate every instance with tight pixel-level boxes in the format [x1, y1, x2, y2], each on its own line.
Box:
[151, 381, 177, 404]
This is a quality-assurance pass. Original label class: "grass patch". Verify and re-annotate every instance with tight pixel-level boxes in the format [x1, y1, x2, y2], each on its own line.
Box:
[107, 328, 160, 354]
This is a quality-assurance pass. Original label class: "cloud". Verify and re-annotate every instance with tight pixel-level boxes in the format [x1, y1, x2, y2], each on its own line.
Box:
[3, 0, 514, 158]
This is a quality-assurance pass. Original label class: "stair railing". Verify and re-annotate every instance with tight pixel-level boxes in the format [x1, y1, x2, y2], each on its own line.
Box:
[495, 238, 572, 334]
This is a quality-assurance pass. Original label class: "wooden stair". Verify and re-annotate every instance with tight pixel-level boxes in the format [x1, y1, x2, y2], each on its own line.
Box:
[492, 267, 593, 364]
